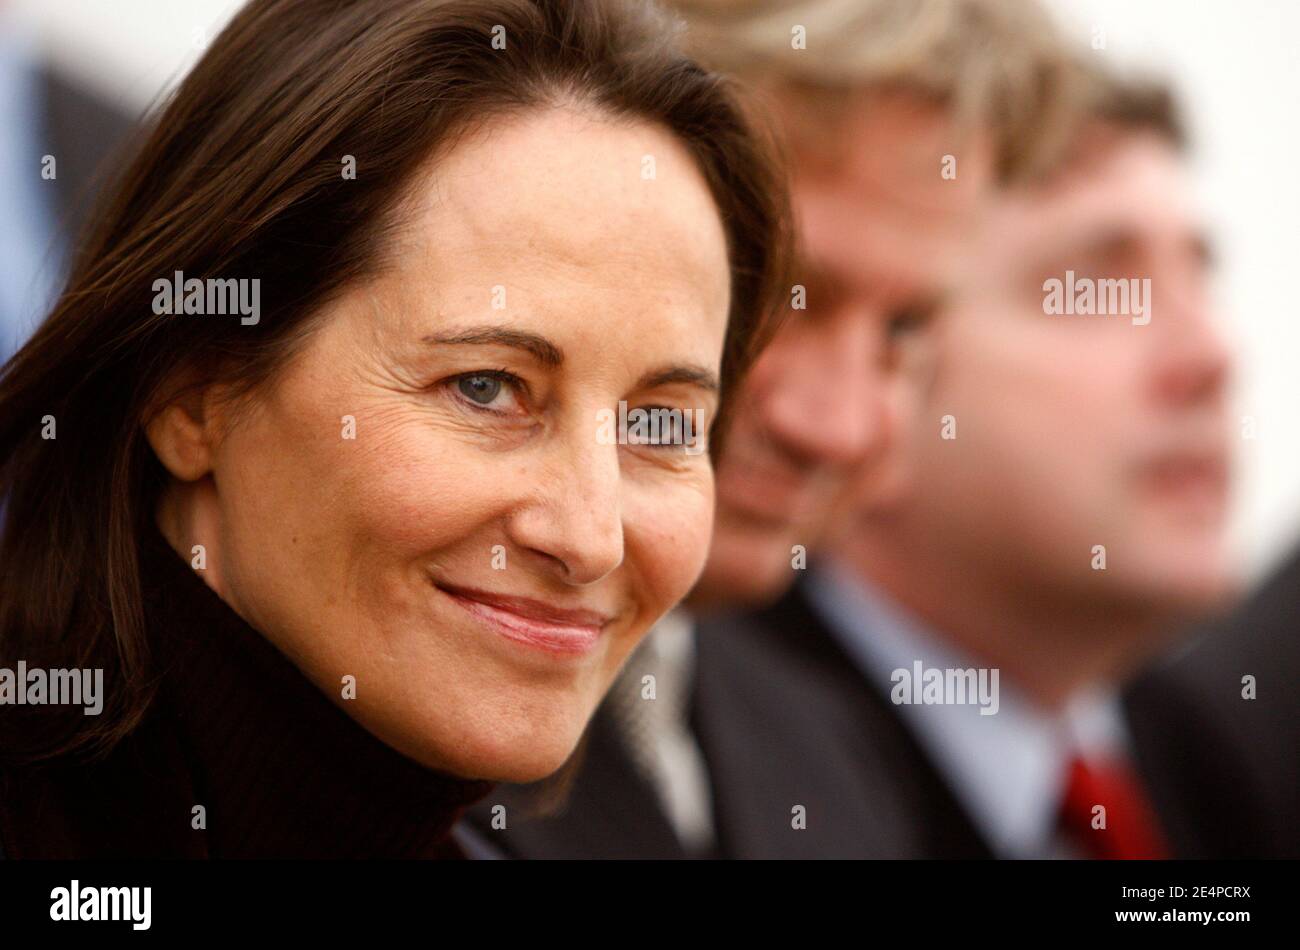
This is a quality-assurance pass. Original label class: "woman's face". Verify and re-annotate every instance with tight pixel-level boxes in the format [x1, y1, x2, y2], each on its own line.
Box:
[156, 107, 731, 781]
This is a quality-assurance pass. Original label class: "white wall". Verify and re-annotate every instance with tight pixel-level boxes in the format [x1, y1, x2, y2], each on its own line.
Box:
[12, 0, 1300, 579]
[9, 0, 242, 109]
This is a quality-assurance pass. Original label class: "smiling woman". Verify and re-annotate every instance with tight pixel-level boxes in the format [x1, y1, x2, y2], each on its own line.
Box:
[0, 0, 787, 858]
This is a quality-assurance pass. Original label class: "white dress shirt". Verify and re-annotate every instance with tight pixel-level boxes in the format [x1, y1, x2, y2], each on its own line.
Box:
[805, 560, 1134, 859]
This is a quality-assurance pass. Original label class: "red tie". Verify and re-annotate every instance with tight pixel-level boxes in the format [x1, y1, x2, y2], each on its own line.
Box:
[1058, 756, 1170, 859]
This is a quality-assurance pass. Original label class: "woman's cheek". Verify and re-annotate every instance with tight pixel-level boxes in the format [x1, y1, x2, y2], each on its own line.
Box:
[337, 419, 495, 554]
[628, 473, 716, 614]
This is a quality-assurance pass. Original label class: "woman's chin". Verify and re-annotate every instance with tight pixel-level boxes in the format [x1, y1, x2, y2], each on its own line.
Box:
[480, 750, 577, 785]
[445, 737, 581, 785]
[388, 714, 587, 785]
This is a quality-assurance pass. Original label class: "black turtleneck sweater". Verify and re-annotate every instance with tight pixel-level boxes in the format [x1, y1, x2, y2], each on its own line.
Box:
[0, 523, 494, 858]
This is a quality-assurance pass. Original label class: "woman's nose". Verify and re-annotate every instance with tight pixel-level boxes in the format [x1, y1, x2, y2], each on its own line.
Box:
[504, 435, 625, 586]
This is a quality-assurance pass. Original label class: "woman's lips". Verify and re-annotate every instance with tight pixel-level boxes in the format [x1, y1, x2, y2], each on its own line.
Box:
[435, 583, 611, 656]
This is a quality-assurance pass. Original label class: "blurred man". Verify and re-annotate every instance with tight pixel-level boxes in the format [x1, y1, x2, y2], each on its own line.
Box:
[463, 0, 1084, 858]
[790, 77, 1271, 857]
[683, 0, 1078, 609]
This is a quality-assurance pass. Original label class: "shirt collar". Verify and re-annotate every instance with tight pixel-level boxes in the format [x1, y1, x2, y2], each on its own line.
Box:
[805, 560, 1130, 858]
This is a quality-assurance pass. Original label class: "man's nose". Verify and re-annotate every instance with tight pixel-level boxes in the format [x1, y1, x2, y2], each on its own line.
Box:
[755, 309, 893, 468]
[1147, 284, 1232, 410]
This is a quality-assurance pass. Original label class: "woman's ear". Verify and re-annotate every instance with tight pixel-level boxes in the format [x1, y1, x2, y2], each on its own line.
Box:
[145, 383, 221, 482]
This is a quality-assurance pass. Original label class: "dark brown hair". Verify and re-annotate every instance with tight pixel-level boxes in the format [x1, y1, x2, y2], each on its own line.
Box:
[1026, 67, 1190, 188]
[1089, 72, 1189, 151]
[0, 0, 788, 764]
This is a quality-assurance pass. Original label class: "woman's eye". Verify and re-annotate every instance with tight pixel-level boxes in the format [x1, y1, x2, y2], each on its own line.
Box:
[449, 372, 523, 412]
[647, 411, 683, 445]
[623, 405, 705, 454]
[458, 375, 502, 404]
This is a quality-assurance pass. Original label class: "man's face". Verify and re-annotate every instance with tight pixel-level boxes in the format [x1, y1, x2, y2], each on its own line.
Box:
[694, 92, 992, 607]
[897, 130, 1234, 615]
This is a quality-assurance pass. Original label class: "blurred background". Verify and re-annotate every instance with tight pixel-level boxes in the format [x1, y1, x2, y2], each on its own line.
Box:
[6, 0, 1300, 580]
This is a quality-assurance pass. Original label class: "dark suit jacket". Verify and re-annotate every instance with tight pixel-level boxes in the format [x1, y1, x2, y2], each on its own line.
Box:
[1150, 544, 1300, 858]
[469, 579, 1276, 859]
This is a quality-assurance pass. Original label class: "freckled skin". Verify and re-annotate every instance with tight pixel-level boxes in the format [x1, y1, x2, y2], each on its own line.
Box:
[150, 107, 732, 782]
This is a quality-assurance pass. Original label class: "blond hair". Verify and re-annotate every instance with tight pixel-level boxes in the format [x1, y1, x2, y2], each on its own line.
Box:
[664, 0, 1089, 181]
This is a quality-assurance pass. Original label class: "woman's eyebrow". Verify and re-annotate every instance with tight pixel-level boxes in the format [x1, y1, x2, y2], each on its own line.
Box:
[422, 326, 564, 367]
[636, 365, 720, 393]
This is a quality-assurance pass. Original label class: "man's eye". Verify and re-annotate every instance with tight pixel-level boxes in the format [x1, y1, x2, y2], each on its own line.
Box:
[886, 303, 937, 340]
